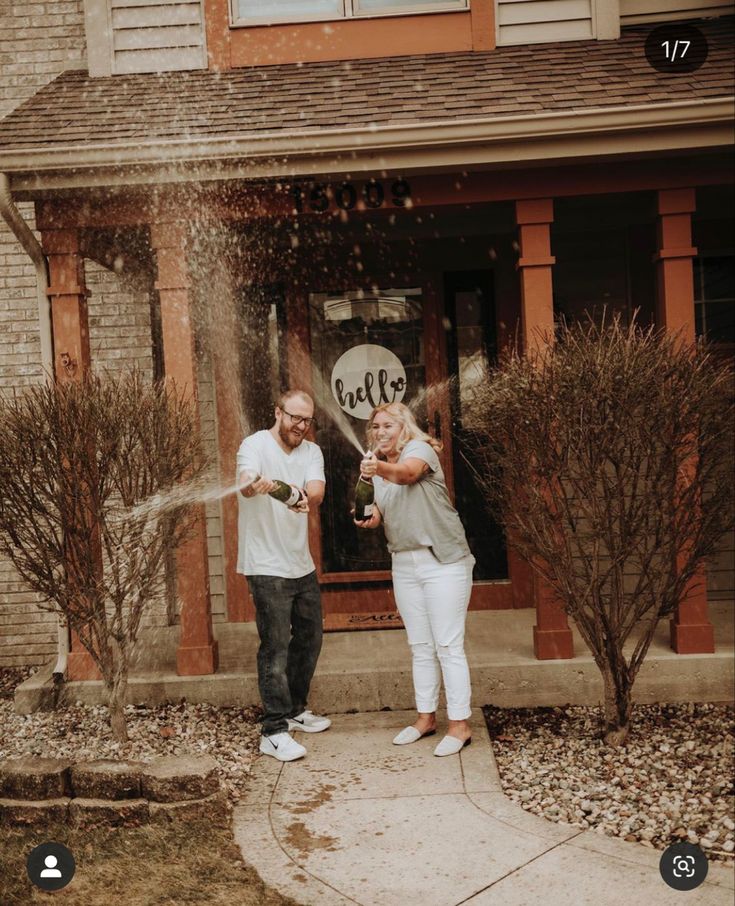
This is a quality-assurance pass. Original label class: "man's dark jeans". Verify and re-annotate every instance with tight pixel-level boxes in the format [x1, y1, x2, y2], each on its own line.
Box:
[246, 570, 323, 737]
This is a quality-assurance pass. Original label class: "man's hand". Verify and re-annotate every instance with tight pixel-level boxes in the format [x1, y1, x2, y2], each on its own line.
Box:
[239, 471, 277, 498]
[251, 476, 278, 495]
[290, 489, 309, 514]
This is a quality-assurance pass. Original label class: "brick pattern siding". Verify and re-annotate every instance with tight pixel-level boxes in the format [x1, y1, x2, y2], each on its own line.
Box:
[0, 2, 228, 666]
[0, 0, 87, 666]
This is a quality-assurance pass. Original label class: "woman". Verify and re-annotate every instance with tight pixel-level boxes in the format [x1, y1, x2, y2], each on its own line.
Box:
[355, 402, 475, 756]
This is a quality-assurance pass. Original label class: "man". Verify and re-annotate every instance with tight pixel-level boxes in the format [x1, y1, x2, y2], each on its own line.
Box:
[237, 389, 330, 761]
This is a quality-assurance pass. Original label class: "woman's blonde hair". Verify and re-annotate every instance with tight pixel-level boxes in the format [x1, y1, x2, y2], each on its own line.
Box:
[366, 402, 443, 456]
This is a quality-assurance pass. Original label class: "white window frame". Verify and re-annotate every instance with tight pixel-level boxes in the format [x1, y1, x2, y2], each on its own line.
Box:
[231, 0, 468, 28]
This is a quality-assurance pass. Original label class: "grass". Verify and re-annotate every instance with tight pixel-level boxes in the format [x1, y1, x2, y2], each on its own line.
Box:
[0, 818, 302, 905]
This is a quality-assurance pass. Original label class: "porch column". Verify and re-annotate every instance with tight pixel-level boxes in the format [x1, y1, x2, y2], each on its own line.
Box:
[150, 221, 219, 675]
[654, 189, 715, 654]
[41, 228, 100, 680]
[515, 199, 574, 659]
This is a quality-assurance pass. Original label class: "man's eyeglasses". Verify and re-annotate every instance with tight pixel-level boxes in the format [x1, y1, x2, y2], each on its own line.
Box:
[282, 409, 317, 429]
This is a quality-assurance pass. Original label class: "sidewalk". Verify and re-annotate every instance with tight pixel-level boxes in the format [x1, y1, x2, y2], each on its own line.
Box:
[232, 711, 735, 906]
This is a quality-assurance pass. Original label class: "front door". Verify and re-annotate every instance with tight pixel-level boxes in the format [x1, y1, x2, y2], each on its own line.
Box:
[305, 274, 509, 629]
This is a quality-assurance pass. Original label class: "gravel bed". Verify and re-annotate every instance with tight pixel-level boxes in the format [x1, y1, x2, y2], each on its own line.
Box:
[0, 667, 32, 701]
[485, 703, 735, 863]
[0, 670, 261, 803]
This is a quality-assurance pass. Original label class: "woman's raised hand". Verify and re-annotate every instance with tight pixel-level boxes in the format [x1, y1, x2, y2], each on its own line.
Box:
[360, 451, 378, 478]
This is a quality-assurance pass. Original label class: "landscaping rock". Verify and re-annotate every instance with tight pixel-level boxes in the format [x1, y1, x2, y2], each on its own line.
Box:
[0, 797, 70, 826]
[141, 755, 220, 802]
[69, 797, 149, 829]
[0, 756, 71, 799]
[70, 759, 142, 800]
[149, 790, 231, 828]
[0, 698, 261, 804]
[486, 702, 735, 864]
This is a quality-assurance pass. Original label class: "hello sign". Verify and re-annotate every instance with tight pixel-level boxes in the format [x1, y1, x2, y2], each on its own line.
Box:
[331, 345, 407, 420]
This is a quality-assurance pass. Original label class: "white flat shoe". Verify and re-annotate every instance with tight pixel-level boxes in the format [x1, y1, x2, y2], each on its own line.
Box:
[433, 735, 471, 757]
[392, 726, 436, 746]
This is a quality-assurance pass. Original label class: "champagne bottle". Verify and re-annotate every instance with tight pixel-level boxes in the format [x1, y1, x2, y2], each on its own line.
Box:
[268, 479, 305, 509]
[241, 472, 305, 508]
[354, 474, 375, 522]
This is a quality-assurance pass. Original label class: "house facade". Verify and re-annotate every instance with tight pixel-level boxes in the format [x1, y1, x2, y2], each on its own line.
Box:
[0, 1, 733, 677]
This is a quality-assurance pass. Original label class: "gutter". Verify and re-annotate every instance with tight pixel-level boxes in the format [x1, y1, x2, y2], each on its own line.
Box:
[0, 97, 733, 192]
[0, 173, 68, 678]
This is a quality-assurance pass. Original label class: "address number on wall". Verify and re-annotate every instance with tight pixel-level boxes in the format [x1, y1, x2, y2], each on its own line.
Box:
[290, 179, 412, 214]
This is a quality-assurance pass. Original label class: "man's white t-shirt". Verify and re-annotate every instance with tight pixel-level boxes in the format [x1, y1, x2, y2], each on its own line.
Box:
[236, 430, 325, 578]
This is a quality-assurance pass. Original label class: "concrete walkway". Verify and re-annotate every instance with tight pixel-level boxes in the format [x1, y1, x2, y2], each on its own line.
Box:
[233, 711, 735, 906]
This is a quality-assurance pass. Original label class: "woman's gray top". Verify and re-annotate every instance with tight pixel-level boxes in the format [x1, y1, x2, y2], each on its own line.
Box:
[373, 439, 473, 564]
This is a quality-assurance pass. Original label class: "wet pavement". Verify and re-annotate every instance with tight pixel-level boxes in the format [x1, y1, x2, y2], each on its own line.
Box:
[232, 710, 735, 905]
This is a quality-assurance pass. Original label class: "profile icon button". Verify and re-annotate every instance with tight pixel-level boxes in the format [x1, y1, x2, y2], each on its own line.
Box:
[26, 842, 75, 892]
[659, 841, 708, 891]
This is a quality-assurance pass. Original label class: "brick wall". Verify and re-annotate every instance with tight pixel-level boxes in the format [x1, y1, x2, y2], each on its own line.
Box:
[0, 0, 88, 667]
[0, 2, 229, 667]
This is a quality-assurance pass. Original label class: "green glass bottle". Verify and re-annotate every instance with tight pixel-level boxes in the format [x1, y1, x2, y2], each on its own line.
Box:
[354, 474, 375, 522]
[242, 472, 305, 508]
[268, 479, 305, 508]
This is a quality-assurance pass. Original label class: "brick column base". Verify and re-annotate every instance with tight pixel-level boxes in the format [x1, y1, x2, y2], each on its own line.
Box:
[533, 575, 574, 660]
[176, 644, 219, 676]
[67, 647, 101, 681]
[669, 568, 715, 654]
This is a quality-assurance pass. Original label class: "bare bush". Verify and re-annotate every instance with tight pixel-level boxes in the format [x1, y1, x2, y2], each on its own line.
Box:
[466, 318, 735, 745]
[0, 370, 208, 741]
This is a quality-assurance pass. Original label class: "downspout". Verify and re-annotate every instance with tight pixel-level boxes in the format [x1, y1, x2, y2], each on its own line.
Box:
[0, 172, 69, 680]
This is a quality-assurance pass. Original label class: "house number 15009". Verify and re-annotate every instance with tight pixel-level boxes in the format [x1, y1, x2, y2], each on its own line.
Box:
[291, 179, 411, 213]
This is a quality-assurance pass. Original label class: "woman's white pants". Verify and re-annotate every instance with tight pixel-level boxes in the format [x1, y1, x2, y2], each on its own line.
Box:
[391, 549, 474, 721]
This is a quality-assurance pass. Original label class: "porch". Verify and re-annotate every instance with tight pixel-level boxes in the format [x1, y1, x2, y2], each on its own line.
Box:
[15, 600, 734, 714]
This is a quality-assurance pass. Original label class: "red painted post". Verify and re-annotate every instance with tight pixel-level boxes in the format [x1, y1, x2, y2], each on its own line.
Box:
[150, 221, 219, 675]
[655, 188, 715, 654]
[41, 228, 100, 680]
[515, 199, 574, 660]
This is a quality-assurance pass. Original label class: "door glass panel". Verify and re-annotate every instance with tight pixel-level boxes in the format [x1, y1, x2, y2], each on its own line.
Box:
[310, 288, 425, 574]
[445, 273, 508, 580]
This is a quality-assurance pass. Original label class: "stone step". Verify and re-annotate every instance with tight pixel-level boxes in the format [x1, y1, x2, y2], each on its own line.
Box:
[0, 756, 71, 799]
[70, 759, 143, 800]
[141, 754, 221, 802]
[69, 797, 149, 829]
[149, 790, 231, 827]
[0, 797, 70, 826]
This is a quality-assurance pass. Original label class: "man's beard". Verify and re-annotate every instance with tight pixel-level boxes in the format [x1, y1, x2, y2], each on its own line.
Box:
[279, 421, 303, 449]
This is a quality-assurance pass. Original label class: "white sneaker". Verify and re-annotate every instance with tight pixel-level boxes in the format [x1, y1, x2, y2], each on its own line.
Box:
[287, 710, 332, 733]
[259, 731, 306, 762]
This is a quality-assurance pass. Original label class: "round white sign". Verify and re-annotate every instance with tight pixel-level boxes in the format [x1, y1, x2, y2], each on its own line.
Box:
[331, 344, 407, 420]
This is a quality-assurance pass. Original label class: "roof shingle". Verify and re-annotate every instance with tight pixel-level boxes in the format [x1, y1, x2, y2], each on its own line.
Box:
[0, 17, 732, 152]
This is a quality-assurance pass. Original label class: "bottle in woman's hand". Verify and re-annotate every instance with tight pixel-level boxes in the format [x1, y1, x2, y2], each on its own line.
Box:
[354, 452, 376, 522]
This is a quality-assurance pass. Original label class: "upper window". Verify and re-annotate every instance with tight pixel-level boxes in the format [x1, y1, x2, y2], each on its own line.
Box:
[233, 0, 468, 27]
